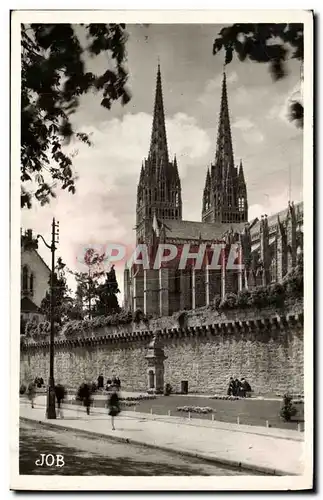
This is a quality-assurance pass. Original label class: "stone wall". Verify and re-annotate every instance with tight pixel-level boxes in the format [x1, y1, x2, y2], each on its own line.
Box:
[20, 301, 304, 395]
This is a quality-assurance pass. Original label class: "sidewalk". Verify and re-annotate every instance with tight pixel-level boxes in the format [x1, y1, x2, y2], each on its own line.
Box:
[20, 399, 304, 476]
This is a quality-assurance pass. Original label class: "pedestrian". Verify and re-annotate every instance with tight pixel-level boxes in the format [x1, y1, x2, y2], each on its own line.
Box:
[108, 385, 120, 431]
[97, 374, 104, 390]
[115, 377, 121, 391]
[55, 384, 66, 418]
[27, 381, 36, 408]
[81, 382, 92, 416]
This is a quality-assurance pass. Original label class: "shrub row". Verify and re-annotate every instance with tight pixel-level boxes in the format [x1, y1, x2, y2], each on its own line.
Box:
[210, 266, 303, 313]
[177, 406, 214, 414]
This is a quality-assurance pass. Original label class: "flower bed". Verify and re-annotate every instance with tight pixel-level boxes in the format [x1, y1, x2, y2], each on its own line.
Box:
[120, 401, 137, 407]
[209, 395, 241, 401]
[120, 395, 156, 402]
[176, 405, 214, 414]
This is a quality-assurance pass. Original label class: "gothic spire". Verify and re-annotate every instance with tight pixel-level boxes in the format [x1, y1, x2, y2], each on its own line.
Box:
[173, 154, 180, 182]
[149, 64, 169, 166]
[238, 159, 245, 184]
[215, 71, 235, 182]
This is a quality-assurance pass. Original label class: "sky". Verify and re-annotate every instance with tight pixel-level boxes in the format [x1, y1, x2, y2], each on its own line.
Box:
[21, 24, 304, 302]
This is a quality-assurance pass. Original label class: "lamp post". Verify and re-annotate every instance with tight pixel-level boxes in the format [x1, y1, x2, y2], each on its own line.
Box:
[37, 217, 59, 419]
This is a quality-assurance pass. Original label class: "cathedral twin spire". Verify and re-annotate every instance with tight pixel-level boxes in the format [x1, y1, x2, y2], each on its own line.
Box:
[136, 63, 248, 241]
[136, 64, 182, 241]
[202, 70, 248, 224]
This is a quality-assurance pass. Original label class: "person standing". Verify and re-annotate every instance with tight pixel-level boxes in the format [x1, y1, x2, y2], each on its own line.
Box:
[27, 381, 36, 408]
[108, 386, 120, 431]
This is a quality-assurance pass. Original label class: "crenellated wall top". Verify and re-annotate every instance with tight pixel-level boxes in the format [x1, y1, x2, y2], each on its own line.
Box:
[21, 300, 303, 351]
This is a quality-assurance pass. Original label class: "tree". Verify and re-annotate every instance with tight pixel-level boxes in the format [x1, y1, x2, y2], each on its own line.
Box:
[69, 247, 107, 318]
[213, 24, 304, 127]
[93, 265, 121, 316]
[21, 23, 130, 208]
[40, 257, 72, 325]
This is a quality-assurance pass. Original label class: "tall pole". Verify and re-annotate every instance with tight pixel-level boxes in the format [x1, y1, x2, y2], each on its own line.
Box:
[37, 218, 59, 419]
[47, 218, 57, 418]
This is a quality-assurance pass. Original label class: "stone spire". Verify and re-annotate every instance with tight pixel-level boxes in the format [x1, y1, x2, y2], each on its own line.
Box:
[149, 63, 169, 167]
[136, 65, 182, 243]
[215, 71, 235, 184]
[238, 159, 245, 185]
[202, 70, 248, 224]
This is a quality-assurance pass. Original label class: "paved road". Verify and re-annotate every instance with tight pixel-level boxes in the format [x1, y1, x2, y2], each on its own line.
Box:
[19, 420, 257, 476]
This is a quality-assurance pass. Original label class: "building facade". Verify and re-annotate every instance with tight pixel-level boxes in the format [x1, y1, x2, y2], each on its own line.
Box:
[21, 229, 50, 323]
[124, 66, 303, 316]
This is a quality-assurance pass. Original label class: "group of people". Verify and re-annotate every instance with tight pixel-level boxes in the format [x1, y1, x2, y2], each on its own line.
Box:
[227, 377, 252, 397]
[25, 373, 121, 429]
[97, 374, 121, 392]
[76, 376, 121, 430]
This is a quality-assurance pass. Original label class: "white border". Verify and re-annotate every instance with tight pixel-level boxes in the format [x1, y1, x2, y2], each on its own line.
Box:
[10, 9, 314, 492]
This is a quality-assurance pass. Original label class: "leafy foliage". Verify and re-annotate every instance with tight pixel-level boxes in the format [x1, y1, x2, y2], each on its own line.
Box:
[39, 257, 72, 325]
[219, 292, 238, 310]
[177, 311, 188, 329]
[63, 309, 133, 336]
[21, 23, 130, 208]
[280, 393, 297, 421]
[133, 308, 148, 325]
[213, 23, 304, 127]
[217, 265, 302, 312]
[93, 265, 120, 316]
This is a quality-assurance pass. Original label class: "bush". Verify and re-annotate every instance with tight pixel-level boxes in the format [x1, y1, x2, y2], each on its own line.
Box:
[268, 283, 285, 307]
[177, 311, 188, 329]
[19, 384, 26, 395]
[280, 394, 297, 422]
[133, 308, 146, 325]
[249, 286, 268, 308]
[236, 289, 251, 309]
[164, 383, 172, 396]
[211, 295, 221, 310]
[219, 293, 237, 310]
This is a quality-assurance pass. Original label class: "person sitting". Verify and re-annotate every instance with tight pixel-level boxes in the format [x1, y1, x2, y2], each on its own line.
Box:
[234, 378, 241, 396]
[106, 379, 112, 391]
[240, 378, 252, 398]
[227, 377, 235, 396]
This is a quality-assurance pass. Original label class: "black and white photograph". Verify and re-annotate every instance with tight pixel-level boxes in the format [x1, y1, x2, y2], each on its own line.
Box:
[10, 9, 313, 491]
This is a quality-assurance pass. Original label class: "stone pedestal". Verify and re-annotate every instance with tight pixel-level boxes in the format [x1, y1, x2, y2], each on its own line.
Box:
[145, 331, 167, 394]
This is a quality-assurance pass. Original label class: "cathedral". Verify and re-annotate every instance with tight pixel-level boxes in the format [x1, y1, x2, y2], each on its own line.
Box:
[124, 65, 303, 316]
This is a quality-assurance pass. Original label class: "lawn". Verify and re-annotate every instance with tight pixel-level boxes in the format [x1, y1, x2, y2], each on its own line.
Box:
[129, 395, 304, 431]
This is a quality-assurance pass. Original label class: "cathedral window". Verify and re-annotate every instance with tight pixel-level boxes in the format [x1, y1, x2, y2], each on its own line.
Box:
[22, 265, 28, 292]
[29, 273, 34, 294]
[238, 197, 245, 211]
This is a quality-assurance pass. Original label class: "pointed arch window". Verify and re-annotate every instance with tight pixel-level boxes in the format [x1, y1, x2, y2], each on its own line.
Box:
[29, 273, 34, 295]
[238, 197, 245, 211]
[175, 192, 179, 208]
[161, 183, 165, 202]
[22, 265, 28, 292]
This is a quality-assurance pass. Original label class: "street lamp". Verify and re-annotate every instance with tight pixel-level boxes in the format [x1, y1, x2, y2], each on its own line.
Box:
[37, 217, 59, 419]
